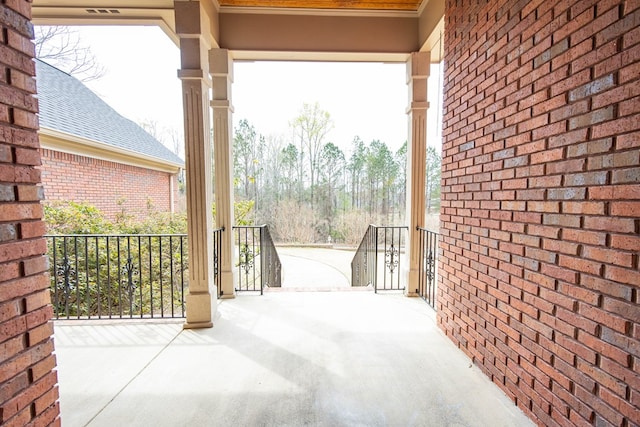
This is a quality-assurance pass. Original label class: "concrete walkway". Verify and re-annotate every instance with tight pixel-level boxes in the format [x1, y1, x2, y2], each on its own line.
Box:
[277, 246, 353, 290]
[54, 292, 533, 427]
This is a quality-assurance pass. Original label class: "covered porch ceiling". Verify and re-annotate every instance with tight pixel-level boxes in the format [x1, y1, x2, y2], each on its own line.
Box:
[32, 0, 444, 62]
[218, 1, 425, 10]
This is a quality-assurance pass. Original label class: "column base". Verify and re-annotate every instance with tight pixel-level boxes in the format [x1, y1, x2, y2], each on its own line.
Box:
[220, 270, 236, 299]
[184, 290, 216, 328]
[404, 268, 420, 297]
[183, 321, 213, 329]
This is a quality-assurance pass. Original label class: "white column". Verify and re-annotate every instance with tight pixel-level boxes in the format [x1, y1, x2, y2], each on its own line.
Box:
[210, 48, 236, 298]
[176, 0, 217, 328]
[404, 51, 430, 297]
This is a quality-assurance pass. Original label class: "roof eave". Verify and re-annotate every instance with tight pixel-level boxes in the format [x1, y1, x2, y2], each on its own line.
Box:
[39, 127, 184, 173]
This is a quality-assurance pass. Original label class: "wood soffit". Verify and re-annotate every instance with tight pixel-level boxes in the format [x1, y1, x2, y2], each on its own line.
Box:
[218, 0, 424, 11]
[32, 0, 424, 12]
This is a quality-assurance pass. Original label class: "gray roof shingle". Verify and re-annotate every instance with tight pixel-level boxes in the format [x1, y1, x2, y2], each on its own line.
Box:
[35, 59, 184, 167]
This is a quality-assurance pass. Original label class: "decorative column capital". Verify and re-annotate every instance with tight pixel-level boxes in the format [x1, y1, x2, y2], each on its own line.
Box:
[175, 1, 217, 79]
[177, 69, 204, 79]
[174, 1, 204, 36]
[211, 99, 235, 113]
[407, 51, 431, 81]
[177, 69, 213, 87]
[174, 0, 218, 47]
[406, 101, 430, 113]
[210, 48, 233, 105]
[407, 51, 430, 106]
[209, 48, 233, 77]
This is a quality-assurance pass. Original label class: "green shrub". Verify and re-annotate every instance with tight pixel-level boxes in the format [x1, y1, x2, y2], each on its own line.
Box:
[45, 200, 253, 235]
[115, 211, 188, 235]
[44, 201, 113, 234]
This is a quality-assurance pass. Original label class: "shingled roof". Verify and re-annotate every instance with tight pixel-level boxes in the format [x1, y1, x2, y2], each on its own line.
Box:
[35, 59, 184, 167]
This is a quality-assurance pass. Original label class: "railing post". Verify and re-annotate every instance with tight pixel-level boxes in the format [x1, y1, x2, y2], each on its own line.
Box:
[212, 228, 223, 300]
[374, 226, 379, 293]
[369, 225, 375, 289]
[260, 225, 265, 296]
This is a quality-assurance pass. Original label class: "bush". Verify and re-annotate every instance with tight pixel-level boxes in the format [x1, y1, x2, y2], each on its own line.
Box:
[44, 201, 114, 234]
[115, 211, 188, 235]
[43, 199, 258, 235]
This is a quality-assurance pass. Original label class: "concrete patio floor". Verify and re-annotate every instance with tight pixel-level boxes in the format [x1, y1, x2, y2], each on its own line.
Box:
[54, 291, 533, 427]
[278, 246, 353, 290]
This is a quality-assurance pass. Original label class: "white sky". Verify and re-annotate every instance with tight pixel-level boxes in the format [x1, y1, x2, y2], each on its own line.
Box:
[73, 26, 442, 155]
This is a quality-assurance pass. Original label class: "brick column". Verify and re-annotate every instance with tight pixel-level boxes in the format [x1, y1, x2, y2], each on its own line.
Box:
[175, 0, 217, 328]
[210, 48, 236, 298]
[404, 51, 430, 297]
[0, 2, 60, 425]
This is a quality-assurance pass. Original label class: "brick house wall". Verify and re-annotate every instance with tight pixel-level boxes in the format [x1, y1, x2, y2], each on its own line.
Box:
[0, 1, 60, 426]
[40, 148, 180, 221]
[439, 0, 639, 426]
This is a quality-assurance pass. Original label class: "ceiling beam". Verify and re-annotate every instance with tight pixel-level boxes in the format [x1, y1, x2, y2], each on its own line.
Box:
[218, 12, 418, 60]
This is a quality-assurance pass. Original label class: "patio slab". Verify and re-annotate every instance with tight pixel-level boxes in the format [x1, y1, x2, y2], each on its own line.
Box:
[54, 292, 533, 426]
[278, 246, 352, 289]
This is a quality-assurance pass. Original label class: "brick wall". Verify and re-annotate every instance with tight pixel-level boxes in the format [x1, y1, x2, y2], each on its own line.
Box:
[40, 148, 179, 221]
[439, 0, 639, 425]
[0, 1, 60, 426]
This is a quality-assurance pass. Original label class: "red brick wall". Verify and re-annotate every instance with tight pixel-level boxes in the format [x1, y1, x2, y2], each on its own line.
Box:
[40, 148, 179, 221]
[439, 0, 639, 425]
[0, 1, 60, 426]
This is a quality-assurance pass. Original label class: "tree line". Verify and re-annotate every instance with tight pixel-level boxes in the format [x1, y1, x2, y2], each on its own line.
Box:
[230, 102, 441, 244]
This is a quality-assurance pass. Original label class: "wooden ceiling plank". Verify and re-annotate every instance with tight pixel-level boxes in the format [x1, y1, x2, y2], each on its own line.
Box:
[218, 0, 422, 11]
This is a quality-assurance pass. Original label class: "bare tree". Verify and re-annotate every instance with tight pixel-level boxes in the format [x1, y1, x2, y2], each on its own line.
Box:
[34, 26, 106, 82]
[168, 127, 185, 159]
[139, 119, 184, 158]
[290, 102, 333, 209]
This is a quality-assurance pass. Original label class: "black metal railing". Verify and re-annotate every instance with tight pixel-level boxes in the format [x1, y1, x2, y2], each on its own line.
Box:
[351, 225, 408, 292]
[233, 225, 281, 294]
[46, 234, 188, 320]
[351, 225, 376, 288]
[212, 227, 224, 298]
[417, 227, 439, 308]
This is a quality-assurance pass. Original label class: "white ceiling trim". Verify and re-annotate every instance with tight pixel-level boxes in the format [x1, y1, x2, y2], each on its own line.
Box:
[230, 50, 410, 62]
[219, 6, 418, 18]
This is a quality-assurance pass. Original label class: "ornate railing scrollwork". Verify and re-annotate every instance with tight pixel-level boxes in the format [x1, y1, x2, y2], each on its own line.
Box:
[352, 225, 407, 292]
[233, 225, 281, 294]
[46, 234, 188, 319]
[417, 227, 439, 308]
